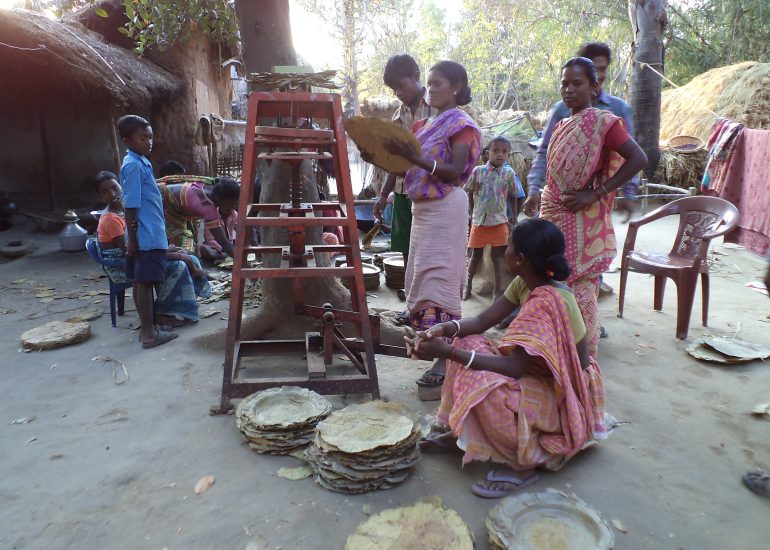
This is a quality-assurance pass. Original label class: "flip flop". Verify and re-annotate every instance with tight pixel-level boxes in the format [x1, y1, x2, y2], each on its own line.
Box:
[158, 317, 185, 328]
[415, 372, 445, 387]
[471, 471, 540, 498]
[394, 310, 411, 325]
[486, 469, 532, 483]
[142, 329, 178, 349]
[743, 469, 770, 498]
[416, 372, 444, 401]
[419, 431, 460, 453]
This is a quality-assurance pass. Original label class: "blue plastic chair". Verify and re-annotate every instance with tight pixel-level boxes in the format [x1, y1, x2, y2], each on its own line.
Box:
[85, 238, 132, 327]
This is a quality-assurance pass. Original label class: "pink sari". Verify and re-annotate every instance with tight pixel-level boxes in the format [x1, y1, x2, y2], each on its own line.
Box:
[436, 286, 605, 470]
[540, 108, 623, 356]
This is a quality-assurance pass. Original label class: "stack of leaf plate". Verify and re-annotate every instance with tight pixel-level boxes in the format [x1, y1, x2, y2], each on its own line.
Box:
[485, 491, 614, 550]
[235, 387, 332, 455]
[383, 256, 405, 289]
[305, 400, 424, 494]
[686, 336, 770, 364]
[345, 497, 474, 549]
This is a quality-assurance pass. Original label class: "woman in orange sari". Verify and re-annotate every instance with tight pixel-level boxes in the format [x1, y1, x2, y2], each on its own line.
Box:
[406, 218, 606, 498]
[523, 57, 647, 356]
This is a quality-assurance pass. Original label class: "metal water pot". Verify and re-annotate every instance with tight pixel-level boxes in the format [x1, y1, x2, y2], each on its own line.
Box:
[58, 210, 88, 252]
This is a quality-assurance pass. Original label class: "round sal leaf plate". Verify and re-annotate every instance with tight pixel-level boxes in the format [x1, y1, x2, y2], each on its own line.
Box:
[344, 116, 421, 175]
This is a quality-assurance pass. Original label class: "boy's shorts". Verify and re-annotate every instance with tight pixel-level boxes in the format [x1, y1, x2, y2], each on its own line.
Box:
[126, 249, 168, 283]
[468, 223, 508, 249]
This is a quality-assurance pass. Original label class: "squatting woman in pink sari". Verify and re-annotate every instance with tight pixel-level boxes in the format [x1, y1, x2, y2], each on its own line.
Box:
[386, 60, 482, 400]
[523, 57, 646, 357]
[406, 218, 606, 498]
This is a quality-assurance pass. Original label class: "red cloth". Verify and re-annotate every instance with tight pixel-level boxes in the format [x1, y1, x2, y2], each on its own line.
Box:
[718, 129, 770, 256]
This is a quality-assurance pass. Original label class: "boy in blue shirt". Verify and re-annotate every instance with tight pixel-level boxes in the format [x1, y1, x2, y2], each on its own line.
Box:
[117, 115, 177, 349]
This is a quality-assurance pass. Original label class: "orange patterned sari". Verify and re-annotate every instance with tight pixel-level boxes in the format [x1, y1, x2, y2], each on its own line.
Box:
[540, 108, 623, 355]
[436, 286, 605, 470]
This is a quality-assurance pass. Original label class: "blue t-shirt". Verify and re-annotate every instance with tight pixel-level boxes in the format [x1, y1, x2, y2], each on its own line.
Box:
[121, 150, 168, 251]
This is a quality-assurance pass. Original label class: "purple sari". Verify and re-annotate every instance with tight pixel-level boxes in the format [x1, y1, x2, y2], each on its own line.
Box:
[404, 108, 481, 201]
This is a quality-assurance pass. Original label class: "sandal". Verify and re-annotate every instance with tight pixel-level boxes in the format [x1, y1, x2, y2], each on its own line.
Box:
[743, 469, 770, 498]
[416, 371, 444, 401]
[156, 315, 185, 328]
[419, 431, 460, 453]
[142, 329, 178, 349]
[471, 470, 540, 498]
[394, 310, 411, 326]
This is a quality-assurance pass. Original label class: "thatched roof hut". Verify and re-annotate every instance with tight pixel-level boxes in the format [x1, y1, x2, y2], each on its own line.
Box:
[660, 62, 770, 142]
[0, 9, 187, 210]
[0, 9, 182, 107]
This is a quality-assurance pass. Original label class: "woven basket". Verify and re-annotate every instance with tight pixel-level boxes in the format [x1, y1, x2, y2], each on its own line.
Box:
[668, 135, 703, 153]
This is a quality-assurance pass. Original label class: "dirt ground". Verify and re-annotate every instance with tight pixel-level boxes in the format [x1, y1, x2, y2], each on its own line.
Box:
[1, 213, 769, 550]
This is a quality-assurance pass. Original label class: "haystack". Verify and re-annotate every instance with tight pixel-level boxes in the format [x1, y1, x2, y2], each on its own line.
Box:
[653, 148, 707, 190]
[360, 96, 400, 120]
[0, 9, 182, 106]
[477, 109, 532, 128]
[661, 62, 770, 141]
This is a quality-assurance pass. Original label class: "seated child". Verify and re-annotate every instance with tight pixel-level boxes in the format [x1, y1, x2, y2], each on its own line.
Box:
[95, 172, 207, 279]
[464, 136, 525, 301]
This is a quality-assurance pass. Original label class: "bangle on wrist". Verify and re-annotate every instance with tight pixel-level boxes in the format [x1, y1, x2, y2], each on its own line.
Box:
[464, 350, 477, 369]
[430, 160, 438, 175]
[449, 319, 461, 337]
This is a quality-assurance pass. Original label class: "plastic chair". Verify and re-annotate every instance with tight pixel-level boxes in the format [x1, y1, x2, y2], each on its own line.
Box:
[85, 238, 132, 327]
[618, 196, 740, 340]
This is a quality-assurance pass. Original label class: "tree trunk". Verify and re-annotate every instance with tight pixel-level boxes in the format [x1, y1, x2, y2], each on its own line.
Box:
[628, 0, 668, 179]
[237, 160, 353, 341]
[235, 0, 296, 73]
[341, 2, 360, 116]
[217, 1, 360, 343]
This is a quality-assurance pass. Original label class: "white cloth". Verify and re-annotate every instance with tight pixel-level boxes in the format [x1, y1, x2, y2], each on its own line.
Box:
[405, 187, 469, 317]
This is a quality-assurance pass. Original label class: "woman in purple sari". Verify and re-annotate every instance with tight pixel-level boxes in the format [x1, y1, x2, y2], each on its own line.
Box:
[387, 60, 482, 400]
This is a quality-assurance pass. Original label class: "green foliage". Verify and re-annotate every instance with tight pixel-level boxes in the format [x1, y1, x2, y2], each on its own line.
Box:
[359, 0, 633, 112]
[43, 0, 240, 55]
[119, 0, 239, 55]
[452, 0, 631, 113]
[358, 0, 447, 97]
[666, 0, 770, 85]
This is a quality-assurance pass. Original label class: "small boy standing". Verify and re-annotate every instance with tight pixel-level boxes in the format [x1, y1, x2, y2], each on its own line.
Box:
[464, 136, 525, 301]
[117, 115, 177, 349]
